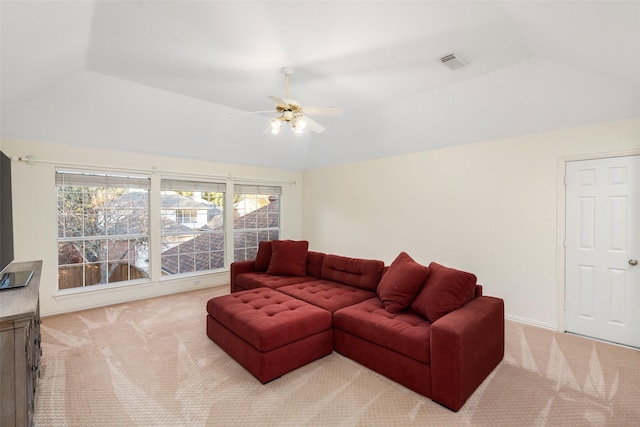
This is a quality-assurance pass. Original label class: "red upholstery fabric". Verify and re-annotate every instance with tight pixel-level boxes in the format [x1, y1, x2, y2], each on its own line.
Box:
[225, 253, 504, 412]
[206, 288, 332, 352]
[254, 241, 272, 271]
[230, 260, 258, 292]
[474, 284, 483, 298]
[333, 297, 431, 363]
[278, 280, 376, 313]
[235, 272, 317, 291]
[305, 251, 325, 277]
[232, 251, 325, 293]
[267, 240, 309, 277]
[207, 315, 333, 384]
[320, 254, 384, 291]
[334, 329, 432, 398]
[430, 296, 505, 411]
[377, 252, 431, 313]
[411, 262, 477, 323]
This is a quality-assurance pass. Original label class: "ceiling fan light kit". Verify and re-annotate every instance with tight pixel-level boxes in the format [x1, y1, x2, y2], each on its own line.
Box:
[270, 115, 307, 135]
[258, 67, 342, 135]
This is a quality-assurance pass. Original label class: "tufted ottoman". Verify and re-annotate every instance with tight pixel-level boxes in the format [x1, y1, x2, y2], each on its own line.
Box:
[206, 287, 333, 383]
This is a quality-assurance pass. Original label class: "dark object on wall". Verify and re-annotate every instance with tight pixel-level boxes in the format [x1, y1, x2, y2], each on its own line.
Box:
[0, 150, 14, 274]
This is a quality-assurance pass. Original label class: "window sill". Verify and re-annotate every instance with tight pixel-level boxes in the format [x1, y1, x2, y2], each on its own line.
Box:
[53, 278, 154, 299]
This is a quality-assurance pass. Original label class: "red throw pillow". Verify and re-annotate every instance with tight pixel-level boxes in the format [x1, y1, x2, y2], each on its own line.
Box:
[254, 241, 272, 271]
[377, 252, 431, 313]
[411, 262, 477, 323]
[266, 240, 309, 277]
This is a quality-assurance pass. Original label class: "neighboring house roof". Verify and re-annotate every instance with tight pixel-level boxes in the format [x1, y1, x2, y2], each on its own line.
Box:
[59, 192, 279, 275]
[101, 191, 217, 235]
[160, 197, 280, 274]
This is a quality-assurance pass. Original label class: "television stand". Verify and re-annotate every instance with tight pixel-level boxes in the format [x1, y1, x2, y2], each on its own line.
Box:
[0, 260, 42, 427]
[0, 269, 34, 289]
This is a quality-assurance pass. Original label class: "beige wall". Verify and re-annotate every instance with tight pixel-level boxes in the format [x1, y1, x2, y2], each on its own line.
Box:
[2, 138, 303, 316]
[4, 117, 639, 323]
[302, 117, 640, 329]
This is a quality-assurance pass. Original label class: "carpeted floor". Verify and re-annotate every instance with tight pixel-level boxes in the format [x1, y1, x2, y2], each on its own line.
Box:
[34, 287, 640, 426]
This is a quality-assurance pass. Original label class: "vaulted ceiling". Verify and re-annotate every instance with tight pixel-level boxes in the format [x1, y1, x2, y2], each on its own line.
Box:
[2, 1, 639, 170]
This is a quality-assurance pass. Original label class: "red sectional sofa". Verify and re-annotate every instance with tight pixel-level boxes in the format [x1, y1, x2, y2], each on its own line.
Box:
[224, 240, 504, 412]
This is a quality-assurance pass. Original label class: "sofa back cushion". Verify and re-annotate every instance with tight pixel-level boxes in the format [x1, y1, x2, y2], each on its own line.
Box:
[254, 241, 273, 271]
[306, 251, 325, 277]
[267, 240, 309, 277]
[377, 252, 431, 313]
[255, 241, 324, 277]
[411, 262, 477, 323]
[320, 254, 384, 291]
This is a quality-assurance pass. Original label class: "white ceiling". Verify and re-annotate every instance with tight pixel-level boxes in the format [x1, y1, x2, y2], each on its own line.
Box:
[2, 1, 639, 170]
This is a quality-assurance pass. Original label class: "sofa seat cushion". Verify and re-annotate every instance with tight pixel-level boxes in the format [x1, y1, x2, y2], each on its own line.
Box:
[334, 297, 432, 364]
[320, 254, 384, 291]
[206, 287, 332, 352]
[235, 272, 317, 291]
[278, 280, 377, 313]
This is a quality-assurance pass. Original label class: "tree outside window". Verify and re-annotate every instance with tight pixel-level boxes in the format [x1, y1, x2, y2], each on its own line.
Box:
[56, 171, 151, 289]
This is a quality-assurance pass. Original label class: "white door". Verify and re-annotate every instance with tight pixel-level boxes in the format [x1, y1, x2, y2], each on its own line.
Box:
[565, 155, 640, 348]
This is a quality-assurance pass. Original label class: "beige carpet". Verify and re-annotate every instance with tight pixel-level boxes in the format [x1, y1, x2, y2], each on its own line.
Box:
[34, 287, 640, 426]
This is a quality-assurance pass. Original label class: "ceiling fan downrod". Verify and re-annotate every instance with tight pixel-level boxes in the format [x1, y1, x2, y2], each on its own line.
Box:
[282, 67, 294, 100]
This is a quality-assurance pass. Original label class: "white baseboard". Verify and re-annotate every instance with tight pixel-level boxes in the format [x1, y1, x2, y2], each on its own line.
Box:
[43, 274, 230, 317]
[505, 314, 557, 331]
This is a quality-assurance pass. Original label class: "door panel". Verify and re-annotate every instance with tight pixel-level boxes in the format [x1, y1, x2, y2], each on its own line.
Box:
[565, 155, 639, 348]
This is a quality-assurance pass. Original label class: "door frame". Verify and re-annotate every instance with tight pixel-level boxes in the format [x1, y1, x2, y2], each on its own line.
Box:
[556, 148, 640, 334]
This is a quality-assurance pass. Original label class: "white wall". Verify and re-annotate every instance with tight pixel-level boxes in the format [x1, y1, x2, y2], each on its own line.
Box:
[2, 138, 303, 316]
[302, 117, 640, 329]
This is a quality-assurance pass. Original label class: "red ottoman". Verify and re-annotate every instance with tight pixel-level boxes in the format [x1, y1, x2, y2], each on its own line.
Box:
[206, 287, 333, 383]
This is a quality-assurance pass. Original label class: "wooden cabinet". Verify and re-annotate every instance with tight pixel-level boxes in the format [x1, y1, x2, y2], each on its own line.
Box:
[0, 261, 42, 427]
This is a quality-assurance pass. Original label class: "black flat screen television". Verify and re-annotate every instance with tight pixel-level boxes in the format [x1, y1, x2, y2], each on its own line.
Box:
[0, 151, 34, 290]
[0, 150, 15, 274]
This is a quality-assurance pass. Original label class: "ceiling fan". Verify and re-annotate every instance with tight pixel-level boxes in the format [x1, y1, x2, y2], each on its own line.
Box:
[263, 67, 342, 135]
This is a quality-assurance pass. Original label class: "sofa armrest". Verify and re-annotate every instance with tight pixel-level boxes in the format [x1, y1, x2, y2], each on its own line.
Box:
[430, 296, 504, 411]
[230, 260, 257, 293]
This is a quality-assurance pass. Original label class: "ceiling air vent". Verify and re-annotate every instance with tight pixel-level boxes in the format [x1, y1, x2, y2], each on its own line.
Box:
[440, 52, 468, 70]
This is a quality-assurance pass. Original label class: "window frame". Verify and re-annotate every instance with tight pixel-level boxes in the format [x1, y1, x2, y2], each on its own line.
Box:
[55, 168, 287, 292]
[56, 169, 152, 290]
[159, 177, 226, 277]
[232, 184, 282, 263]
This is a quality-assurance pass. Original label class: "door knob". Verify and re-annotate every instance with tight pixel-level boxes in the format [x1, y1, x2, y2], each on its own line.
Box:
[630, 259, 639, 266]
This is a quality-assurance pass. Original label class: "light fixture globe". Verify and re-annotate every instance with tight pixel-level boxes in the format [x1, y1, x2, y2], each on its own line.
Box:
[270, 118, 282, 134]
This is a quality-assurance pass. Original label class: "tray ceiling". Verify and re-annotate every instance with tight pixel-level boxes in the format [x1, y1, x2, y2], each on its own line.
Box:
[2, 1, 639, 170]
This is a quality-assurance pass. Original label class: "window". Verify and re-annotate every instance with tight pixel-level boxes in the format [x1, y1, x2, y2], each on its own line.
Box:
[233, 184, 281, 262]
[160, 179, 226, 276]
[56, 170, 151, 289]
[176, 209, 197, 224]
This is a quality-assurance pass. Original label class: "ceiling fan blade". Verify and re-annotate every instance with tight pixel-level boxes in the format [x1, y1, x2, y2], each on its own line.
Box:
[302, 106, 343, 116]
[269, 96, 289, 109]
[304, 115, 326, 134]
[229, 110, 276, 116]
